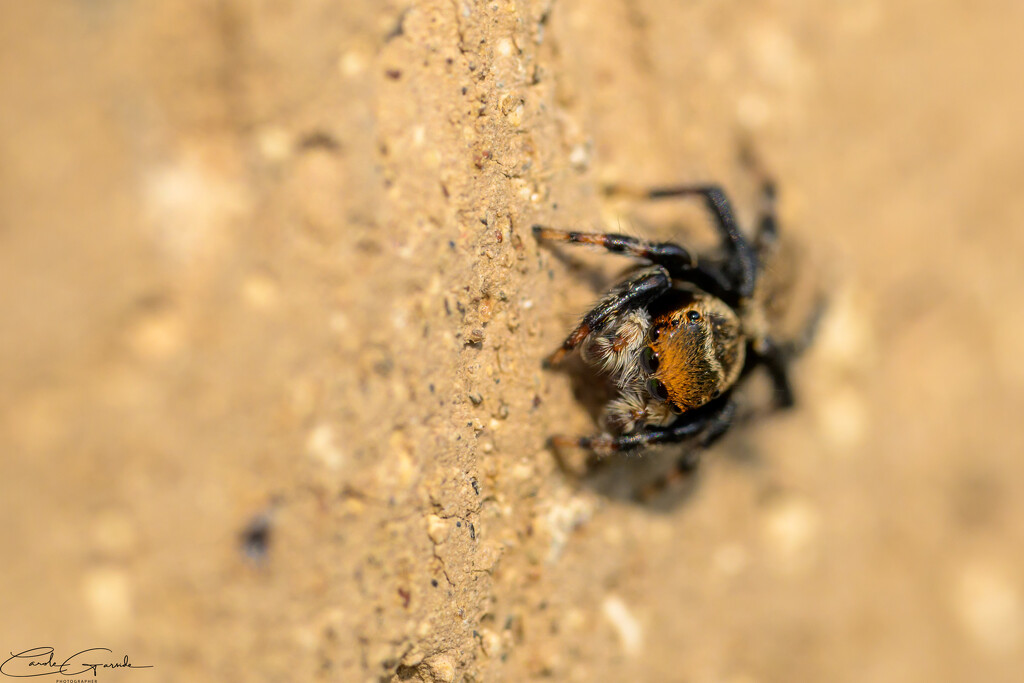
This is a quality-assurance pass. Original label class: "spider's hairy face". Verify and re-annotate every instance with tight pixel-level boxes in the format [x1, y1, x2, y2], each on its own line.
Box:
[641, 290, 746, 413]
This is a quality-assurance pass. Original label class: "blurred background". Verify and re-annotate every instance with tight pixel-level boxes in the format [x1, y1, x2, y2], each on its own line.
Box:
[1, 1, 1022, 681]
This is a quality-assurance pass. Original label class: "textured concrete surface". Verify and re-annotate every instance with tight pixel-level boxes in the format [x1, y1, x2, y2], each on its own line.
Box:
[1, 1, 1022, 681]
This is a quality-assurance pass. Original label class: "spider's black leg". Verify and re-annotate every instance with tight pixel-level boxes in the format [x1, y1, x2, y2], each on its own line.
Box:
[545, 265, 671, 366]
[551, 410, 706, 454]
[637, 399, 738, 501]
[607, 184, 757, 299]
[783, 296, 828, 358]
[754, 178, 779, 247]
[754, 337, 795, 408]
[551, 396, 731, 455]
[532, 226, 694, 273]
[533, 225, 734, 294]
[695, 397, 739, 448]
[738, 143, 780, 248]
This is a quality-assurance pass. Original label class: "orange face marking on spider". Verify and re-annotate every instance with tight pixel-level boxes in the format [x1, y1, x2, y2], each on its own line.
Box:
[643, 292, 746, 413]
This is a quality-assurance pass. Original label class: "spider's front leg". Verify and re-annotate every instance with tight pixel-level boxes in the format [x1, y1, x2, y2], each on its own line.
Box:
[604, 183, 758, 300]
[551, 396, 736, 458]
[635, 399, 738, 501]
[738, 143, 780, 247]
[532, 225, 694, 272]
[543, 264, 671, 366]
[532, 225, 735, 297]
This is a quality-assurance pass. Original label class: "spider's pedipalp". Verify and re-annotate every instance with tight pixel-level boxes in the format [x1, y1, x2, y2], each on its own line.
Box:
[603, 391, 675, 434]
[544, 265, 669, 367]
[581, 309, 651, 387]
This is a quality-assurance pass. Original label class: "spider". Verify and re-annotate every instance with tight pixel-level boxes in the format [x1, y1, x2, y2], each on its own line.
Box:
[535, 173, 810, 492]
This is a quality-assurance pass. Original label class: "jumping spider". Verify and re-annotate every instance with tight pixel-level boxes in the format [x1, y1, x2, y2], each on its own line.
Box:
[535, 175, 809, 492]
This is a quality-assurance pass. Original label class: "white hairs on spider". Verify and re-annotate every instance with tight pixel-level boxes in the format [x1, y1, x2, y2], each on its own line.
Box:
[577, 310, 677, 434]
[580, 310, 650, 389]
[604, 390, 675, 434]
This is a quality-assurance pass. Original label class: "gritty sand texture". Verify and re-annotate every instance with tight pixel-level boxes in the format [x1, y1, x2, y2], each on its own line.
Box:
[1, 1, 1023, 681]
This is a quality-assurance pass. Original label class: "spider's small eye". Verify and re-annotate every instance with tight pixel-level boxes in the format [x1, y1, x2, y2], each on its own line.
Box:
[650, 326, 661, 342]
[711, 389, 721, 399]
[647, 378, 669, 402]
[669, 402, 683, 415]
[640, 346, 660, 374]
[686, 310, 702, 322]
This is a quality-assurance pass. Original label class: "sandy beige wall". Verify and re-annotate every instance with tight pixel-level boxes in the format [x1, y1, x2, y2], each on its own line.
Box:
[1, 1, 1022, 681]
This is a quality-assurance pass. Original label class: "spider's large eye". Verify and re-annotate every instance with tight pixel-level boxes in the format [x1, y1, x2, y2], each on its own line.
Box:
[647, 378, 669, 402]
[640, 346, 660, 374]
[686, 310, 702, 322]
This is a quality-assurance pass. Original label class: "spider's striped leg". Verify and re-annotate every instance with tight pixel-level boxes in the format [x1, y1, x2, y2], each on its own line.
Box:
[544, 265, 670, 366]
[533, 224, 736, 297]
[532, 226, 694, 272]
[550, 396, 732, 456]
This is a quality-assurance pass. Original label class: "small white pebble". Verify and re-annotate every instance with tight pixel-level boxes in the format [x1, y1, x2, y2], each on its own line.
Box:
[427, 515, 450, 545]
[387, 431, 417, 487]
[568, 143, 590, 170]
[142, 158, 247, 264]
[328, 311, 350, 334]
[762, 496, 819, 573]
[478, 628, 503, 658]
[306, 424, 344, 470]
[423, 653, 456, 682]
[391, 307, 409, 330]
[256, 126, 292, 162]
[749, 24, 805, 89]
[511, 460, 534, 480]
[507, 101, 524, 127]
[602, 595, 643, 655]
[544, 494, 595, 563]
[954, 561, 1022, 654]
[816, 387, 867, 450]
[338, 50, 367, 77]
[815, 287, 872, 368]
[83, 567, 132, 633]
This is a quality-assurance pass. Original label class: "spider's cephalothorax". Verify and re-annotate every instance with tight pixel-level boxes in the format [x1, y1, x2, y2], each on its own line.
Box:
[535, 178, 811, 491]
[644, 289, 746, 412]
